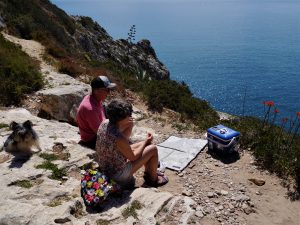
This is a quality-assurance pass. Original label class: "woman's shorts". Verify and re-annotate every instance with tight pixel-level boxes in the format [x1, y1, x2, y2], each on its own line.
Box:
[112, 162, 135, 189]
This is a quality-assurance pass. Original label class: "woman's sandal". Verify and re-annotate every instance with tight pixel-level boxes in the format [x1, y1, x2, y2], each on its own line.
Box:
[143, 171, 169, 187]
[156, 173, 169, 186]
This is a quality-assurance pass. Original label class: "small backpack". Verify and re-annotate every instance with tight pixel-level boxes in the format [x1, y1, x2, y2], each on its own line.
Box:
[81, 169, 120, 208]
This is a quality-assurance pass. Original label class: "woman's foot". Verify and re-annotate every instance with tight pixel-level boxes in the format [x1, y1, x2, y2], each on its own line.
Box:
[143, 172, 169, 187]
[156, 174, 169, 186]
[157, 161, 167, 173]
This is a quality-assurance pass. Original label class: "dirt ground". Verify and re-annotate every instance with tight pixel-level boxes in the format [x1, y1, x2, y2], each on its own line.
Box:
[130, 96, 300, 225]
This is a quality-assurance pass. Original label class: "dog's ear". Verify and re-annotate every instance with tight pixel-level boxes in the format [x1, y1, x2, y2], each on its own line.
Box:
[9, 121, 19, 131]
[23, 120, 33, 129]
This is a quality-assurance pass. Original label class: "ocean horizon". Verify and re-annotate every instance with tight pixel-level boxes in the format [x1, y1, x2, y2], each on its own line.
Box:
[52, 0, 300, 121]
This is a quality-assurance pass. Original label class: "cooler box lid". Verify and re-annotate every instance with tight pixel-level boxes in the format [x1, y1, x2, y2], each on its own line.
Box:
[207, 124, 240, 141]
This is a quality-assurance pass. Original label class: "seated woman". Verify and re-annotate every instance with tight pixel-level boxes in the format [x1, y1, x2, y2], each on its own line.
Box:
[95, 99, 168, 189]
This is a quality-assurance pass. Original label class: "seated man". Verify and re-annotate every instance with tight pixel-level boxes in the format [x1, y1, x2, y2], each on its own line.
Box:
[95, 99, 168, 189]
[76, 75, 116, 149]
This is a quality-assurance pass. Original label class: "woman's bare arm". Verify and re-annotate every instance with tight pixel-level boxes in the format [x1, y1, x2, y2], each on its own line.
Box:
[116, 137, 147, 161]
[116, 133, 153, 161]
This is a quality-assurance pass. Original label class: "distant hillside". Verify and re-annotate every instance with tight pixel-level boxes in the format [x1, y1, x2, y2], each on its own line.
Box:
[0, 0, 169, 80]
[0, 0, 219, 129]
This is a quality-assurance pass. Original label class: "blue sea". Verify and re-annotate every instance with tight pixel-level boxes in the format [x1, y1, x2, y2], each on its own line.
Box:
[52, 0, 300, 120]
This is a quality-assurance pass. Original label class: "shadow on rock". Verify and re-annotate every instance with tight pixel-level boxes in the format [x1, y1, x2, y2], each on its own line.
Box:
[207, 149, 240, 164]
[85, 189, 133, 214]
[8, 153, 32, 168]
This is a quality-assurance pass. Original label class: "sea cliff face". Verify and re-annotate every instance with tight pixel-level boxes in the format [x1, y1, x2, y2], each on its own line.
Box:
[73, 16, 170, 80]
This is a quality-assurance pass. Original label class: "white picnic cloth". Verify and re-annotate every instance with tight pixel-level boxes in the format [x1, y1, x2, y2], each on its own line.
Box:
[157, 136, 207, 171]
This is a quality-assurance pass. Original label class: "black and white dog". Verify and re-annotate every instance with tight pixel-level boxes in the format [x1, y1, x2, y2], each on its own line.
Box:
[3, 120, 41, 154]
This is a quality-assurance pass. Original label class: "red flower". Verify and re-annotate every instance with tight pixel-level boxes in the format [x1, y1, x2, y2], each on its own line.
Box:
[84, 175, 91, 181]
[85, 194, 94, 202]
[263, 101, 274, 106]
[93, 182, 100, 190]
[297, 112, 300, 117]
[274, 108, 279, 114]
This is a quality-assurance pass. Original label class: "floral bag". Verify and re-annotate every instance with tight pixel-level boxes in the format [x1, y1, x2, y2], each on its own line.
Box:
[81, 169, 120, 208]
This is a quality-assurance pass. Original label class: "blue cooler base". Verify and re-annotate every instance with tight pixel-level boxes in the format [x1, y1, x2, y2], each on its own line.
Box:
[207, 139, 238, 153]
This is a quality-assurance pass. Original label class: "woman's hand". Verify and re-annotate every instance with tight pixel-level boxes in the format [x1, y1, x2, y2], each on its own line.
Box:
[119, 116, 134, 132]
[146, 132, 153, 145]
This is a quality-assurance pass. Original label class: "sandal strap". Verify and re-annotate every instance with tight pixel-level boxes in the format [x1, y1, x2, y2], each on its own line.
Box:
[143, 171, 169, 187]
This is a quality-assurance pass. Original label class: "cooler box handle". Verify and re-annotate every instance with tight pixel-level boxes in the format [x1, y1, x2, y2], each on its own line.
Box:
[207, 136, 237, 147]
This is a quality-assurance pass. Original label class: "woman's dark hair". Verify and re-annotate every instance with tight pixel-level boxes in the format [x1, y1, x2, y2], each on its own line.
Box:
[106, 99, 133, 124]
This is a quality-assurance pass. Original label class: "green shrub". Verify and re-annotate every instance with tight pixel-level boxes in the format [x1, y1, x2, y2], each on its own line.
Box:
[2, 0, 107, 64]
[99, 60, 144, 92]
[122, 200, 143, 219]
[79, 16, 101, 31]
[36, 160, 66, 180]
[58, 58, 84, 77]
[0, 34, 43, 106]
[96, 219, 110, 225]
[39, 153, 59, 161]
[144, 80, 219, 129]
[98, 60, 218, 129]
[2, 0, 75, 52]
[0, 123, 9, 129]
[224, 116, 300, 197]
[46, 42, 67, 59]
[8, 180, 33, 189]
[10, 15, 36, 39]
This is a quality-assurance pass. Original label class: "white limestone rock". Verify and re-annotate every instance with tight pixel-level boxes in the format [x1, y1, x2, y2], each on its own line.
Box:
[37, 83, 90, 124]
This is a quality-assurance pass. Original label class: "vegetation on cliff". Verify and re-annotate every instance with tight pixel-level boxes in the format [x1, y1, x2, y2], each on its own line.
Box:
[224, 115, 300, 199]
[99, 61, 219, 129]
[0, 33, 43, 105]
[0, 0, 75, 53]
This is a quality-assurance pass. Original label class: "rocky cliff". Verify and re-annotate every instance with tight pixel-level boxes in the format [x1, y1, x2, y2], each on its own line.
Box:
[73, 16, 169, 80]
[0, 0, 169, 80]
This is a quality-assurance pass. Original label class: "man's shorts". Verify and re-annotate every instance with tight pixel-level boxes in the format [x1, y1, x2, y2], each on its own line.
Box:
[78, 138, 96, 150]
[112, 162, 135, 189]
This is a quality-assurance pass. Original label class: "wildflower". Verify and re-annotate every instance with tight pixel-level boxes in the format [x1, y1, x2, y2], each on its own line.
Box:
[280, 117, 289, 134]
[263, 101, 274, 106]
[297, 112, 300, 117]
[271, 107, 279, 126]
[262, 100, 275, 128]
